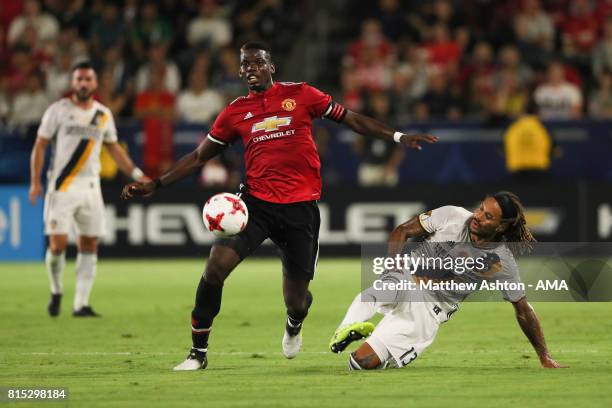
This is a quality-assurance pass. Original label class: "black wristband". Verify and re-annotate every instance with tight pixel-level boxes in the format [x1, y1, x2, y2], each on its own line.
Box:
[154, 178, 163, 189]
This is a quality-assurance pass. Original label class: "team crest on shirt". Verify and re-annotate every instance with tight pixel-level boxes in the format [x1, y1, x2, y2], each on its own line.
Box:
[281, 98, 296, 111]
[91, 110, 108, 129]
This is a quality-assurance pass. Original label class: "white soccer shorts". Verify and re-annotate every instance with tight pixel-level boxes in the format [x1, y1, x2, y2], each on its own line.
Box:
[367, 301, 451, 368]
[44, 186, 106, 237]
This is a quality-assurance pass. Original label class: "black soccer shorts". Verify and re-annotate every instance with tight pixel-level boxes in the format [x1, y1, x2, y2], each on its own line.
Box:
[215, 193, 321, 281]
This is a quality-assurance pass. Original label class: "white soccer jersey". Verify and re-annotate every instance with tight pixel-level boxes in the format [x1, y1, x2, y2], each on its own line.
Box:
[416, 205, 525, 304]
[38, 98, 117, 192]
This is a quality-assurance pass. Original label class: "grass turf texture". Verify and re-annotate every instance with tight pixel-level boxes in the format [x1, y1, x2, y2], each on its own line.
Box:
[0, 258, 611, 408]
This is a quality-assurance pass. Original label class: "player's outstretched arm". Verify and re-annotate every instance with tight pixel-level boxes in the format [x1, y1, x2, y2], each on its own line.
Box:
[341, 110, 438, 150]
[29, 137, 49, 205]
[121, 138, 225, 200]
[512, 297, 567, 368]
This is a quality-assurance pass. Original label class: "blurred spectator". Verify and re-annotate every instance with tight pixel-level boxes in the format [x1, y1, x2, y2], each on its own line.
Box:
[490, 70, 529, 119]
[373, 0, 406, 42]
[353, 43, 394, 92]
[340, 69, 364, 112]
[589, 72, 612, 118]
[135, 68, 176, 178]
[89, 2, 126, 59]
[495, 45, 533, 89]
[462, 42, 497, 117]
[100, 46, 132, 98]
[211, 46, 244, 102]
[135, 43, 181, 93]
[186, 0, 232, 50]
[46, 50, 74, 100]
[177, 68, 224, 124]
[123, 0, 139, 24]
[592, 16, 612, 82]
[7, 0, 59, 46]
[503, 101, 553, 180]
[426, 0, 466, 31]
[534, 61, 583, 119]
[97, 68, 130, 117]
[561, 0, 599, 59]
[53, 26, 88, 62]
[10, 23, 52, 66]
[415, 71, 462, 120]
[422, 23, 461, 73]
[4, 46, 37, 95]
[353, 92, 404, 187]
[57, 0, 90, 35]
[344, 19, 395, 68]
[130, 1, 173, 60]
[8, 70, 49, 127]
[514, 0, 554, 66]
[395, 41, 430, 99]
[343, 13, 396, 92]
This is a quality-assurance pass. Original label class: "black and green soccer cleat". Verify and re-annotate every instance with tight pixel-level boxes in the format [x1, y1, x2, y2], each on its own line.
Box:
[329, 322, 375, 353]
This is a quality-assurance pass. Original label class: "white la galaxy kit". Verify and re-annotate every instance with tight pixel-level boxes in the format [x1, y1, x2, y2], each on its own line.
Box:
[38, 98, 117, 237]
[340, 205, 525, 368]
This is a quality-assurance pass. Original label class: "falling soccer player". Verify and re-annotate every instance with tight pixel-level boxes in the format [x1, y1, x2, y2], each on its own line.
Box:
[330, 191, 566, 370]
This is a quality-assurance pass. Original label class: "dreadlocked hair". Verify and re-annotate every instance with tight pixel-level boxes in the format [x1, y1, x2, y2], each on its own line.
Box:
[492, 191, 536, 256]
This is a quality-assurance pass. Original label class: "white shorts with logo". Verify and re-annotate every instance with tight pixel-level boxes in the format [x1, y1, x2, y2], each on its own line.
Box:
[367, 301, 456, 368]
[44, 184, 106, 237]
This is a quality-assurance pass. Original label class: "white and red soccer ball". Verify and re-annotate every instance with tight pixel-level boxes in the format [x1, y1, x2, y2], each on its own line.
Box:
[202, 193, 249, 237]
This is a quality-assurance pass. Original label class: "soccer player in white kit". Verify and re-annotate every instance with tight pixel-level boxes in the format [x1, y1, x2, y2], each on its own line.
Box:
[330, 191, 565, 369]
[29, 61, 149, 317]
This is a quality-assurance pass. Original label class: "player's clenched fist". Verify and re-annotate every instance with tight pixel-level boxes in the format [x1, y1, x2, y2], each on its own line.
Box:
[121, 181, 155, 199]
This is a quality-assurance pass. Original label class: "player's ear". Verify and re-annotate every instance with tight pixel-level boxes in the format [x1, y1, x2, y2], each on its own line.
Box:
[269, 63, 276, 74]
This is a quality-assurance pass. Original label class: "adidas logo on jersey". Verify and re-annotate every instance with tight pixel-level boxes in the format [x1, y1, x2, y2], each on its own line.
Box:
[244, 112, 253, 120]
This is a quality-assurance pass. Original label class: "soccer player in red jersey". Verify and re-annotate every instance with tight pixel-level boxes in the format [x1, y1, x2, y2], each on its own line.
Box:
[121, 42, 438, 370]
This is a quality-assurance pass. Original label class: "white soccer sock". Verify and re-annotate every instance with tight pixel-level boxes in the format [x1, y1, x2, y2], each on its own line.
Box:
[45, 249, 65, 295]
[339, 291, 378, 327]
[73, 252, 97, 310]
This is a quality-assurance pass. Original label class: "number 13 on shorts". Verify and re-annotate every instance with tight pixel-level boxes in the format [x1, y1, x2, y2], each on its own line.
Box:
[399, 347, 418, 367]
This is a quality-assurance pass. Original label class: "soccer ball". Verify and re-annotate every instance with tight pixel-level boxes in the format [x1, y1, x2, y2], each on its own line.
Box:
[202, 193, 249, 237]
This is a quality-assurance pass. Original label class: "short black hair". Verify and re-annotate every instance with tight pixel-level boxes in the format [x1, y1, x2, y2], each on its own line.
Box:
[241, 41, 272, 56]
[71, 61, 96, 73]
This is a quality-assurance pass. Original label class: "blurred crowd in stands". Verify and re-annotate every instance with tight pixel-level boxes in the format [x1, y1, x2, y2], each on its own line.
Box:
[1, 0, 610, 185]
[3, 0, 612, 128]
[341, 0, 612, 124]
[0, 0, 303, 127]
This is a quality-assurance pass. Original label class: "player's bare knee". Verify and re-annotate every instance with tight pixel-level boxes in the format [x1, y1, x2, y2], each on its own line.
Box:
[78, 236, 98, 253]
[48, 235, 68, 254]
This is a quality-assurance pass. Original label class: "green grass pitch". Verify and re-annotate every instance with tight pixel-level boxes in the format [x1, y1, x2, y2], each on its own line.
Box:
[0, 258, 611, 407]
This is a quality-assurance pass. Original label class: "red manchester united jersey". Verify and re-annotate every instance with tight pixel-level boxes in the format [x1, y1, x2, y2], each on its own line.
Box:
[207, 82, 346, 203]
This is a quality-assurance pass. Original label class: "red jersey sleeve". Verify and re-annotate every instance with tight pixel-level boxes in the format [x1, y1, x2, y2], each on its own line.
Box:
[302, 84, 347, 122]
[208, 106, 237, 145]
[304, 84, 346, 122]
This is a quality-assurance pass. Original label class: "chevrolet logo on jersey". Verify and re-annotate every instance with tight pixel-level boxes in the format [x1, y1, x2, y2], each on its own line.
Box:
[251, 116, 292, 133]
